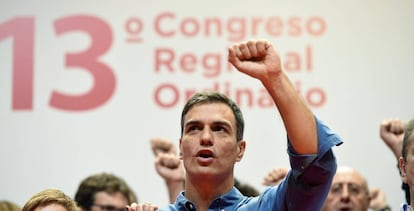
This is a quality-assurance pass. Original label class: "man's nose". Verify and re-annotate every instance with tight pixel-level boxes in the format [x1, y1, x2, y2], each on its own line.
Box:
[200, 128, 213, 146]
[340, 186, 350, 201]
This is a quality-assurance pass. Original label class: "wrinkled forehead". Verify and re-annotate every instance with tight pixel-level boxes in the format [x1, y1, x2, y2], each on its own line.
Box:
[332, 168, 366, 187]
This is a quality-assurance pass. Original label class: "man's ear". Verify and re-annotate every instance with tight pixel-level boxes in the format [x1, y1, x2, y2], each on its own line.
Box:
[236, 140, 246, 162]
[179, 138, 183, 160]
[399, 156, 408, 183]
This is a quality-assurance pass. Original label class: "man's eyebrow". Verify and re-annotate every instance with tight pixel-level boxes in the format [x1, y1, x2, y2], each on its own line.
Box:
[214, 121, 232, 127]
[184, 120, 201, 126]
[333, 182, 363, 186]
[184, 120, 233, 128]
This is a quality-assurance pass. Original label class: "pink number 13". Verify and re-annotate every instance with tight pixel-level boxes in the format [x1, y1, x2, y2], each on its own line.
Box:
[0, 15, 116, 111]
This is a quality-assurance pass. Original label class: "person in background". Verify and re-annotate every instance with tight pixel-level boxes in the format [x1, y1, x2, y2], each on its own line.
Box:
[321, 166, 390, 211]
[22, 189, 79, 211]
[74, 172, 136, 211]
[380, 118, 410, 204]
[0, 200, 21, 211]
[262, 166, 390, 211]
[150, 138, 185, 204]
[233, 178, 260, 197]
[399, 118, 414, 210]
[155, 39, 342, 210]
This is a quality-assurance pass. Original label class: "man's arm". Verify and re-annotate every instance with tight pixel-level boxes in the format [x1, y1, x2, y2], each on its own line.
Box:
[228, 40, 317, 154]
[155, 154, 185, 203]
[379, 119, 411, 204]
[379, 119, 406, 160]
[151, 138, 177, 156]
[150, 138, 185, 203]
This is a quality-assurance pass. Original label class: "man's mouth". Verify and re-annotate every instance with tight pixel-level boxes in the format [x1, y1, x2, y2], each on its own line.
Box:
[197, 149, 214, 158]
[338, 205, 352, 211]
[196, 149, 214, 164]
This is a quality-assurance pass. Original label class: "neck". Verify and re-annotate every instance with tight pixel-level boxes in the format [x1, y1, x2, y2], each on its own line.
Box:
[184, 174, 234, 210]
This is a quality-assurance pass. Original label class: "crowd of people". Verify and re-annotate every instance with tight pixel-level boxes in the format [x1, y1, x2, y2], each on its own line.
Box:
[1, 39, 412, 211]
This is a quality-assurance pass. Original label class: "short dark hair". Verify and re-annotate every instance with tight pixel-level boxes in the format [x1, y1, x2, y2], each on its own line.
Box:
[74, 173, 137, 210]
[402, 118, 414, 161]
[180, 91, 244, 141]
[234, 178, 259, 197]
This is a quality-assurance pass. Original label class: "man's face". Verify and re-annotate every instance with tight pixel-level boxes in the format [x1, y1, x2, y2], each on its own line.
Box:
[401, 133, 414, 188]
[180, 103, 245, 179]
[322, 167, 370, 211]
[89, 192, 128, 211]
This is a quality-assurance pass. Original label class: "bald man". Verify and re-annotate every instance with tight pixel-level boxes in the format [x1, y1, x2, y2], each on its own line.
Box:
[322, 166, 390, 211]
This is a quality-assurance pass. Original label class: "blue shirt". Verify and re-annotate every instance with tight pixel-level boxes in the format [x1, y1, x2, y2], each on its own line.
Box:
[159, 117, 343, 211]
[401, 203, 413, 211]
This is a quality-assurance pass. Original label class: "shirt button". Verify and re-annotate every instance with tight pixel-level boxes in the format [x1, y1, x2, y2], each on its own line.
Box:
[185, 202, 195, 211]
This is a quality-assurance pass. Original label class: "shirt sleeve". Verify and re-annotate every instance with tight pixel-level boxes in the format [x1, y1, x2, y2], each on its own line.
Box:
[257, 116, 343, 211]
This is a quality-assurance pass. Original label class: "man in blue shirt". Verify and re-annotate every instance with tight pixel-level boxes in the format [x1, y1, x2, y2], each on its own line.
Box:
[157, 39, 342, 211]
[399, 118, 414, 211]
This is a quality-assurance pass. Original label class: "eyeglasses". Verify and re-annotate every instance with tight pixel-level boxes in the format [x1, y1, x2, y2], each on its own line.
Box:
[92, 204, 127, 211]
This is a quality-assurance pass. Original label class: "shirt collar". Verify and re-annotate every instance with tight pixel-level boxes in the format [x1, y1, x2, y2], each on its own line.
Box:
[174, 187, 246, 210]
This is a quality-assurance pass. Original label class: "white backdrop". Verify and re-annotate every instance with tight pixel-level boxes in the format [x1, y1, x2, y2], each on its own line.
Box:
[1, 1, 413, 210]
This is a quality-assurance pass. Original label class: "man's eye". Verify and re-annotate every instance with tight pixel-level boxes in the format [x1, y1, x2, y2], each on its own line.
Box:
[213, 127, 223, 132]
[330, 185, 341, 193]
[350, 188, 361, 194]
[349, 185, 362, 195]
[187, 125, 201, 132]
[212, 126, 227, 132]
